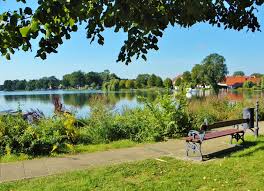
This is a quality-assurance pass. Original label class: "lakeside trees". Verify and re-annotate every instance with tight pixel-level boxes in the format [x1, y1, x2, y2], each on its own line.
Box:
[176, 53, 228, 94]
[2, 77, 60, 91]
[1, 71, 170, 91]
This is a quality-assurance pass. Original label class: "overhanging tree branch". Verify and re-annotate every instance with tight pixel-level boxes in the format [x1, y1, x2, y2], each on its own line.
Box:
[0, 0, 263, 64]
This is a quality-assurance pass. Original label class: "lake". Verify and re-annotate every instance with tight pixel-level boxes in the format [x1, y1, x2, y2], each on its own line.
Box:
[0, 89, 263, 118]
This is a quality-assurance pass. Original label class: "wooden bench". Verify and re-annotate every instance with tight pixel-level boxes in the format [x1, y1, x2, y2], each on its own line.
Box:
[184, 118, 253, 160]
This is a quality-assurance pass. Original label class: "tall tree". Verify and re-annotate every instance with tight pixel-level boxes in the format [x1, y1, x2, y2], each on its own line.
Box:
[147, 74, 157, 87]
[163, 78, 173, 89]
[26, 80, 37, 91]
[118, 80, 126, 89]
[0, 1, 263, 64]
[191, 64, 206, 87]
[85, 72, 103, 87]
[201, 53, 228, 94]
[63, 71, 85, 88]
[182, 71, 192, 85]
[174, 78, 182, 87]
[3, 80, 13, 91]
[233, 71, 245, 76]
[15, 80, 27, 90]
[109, 79, 120, 91]
[155, 76, 163, 87]
[125, 80, 134, 89]
[135, 74, 150, 88]
[62, 74, 71, 88]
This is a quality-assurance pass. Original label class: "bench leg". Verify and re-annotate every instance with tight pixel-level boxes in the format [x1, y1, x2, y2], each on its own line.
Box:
[186, 142, 203, 161]
[230, 132, 245, 145]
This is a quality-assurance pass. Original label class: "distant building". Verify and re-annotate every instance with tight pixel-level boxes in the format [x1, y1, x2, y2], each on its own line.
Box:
[220, 76, 261, 89]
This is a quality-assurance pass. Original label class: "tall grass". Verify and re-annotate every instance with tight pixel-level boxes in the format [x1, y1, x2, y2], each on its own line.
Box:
[189, 95, 264, 128]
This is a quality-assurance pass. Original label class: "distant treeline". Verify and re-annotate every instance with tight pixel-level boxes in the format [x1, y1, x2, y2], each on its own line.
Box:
[0, 70, 173, 91]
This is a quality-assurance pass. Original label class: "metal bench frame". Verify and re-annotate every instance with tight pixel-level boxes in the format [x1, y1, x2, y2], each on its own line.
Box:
[186, 119, 248, 161]
[185, 102, 260, 161]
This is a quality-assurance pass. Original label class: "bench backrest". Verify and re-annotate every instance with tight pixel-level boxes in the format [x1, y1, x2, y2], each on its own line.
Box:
[200, 118, 249, 131]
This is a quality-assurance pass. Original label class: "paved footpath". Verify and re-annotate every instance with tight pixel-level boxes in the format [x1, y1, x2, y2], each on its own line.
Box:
[1, 123, 263, 183]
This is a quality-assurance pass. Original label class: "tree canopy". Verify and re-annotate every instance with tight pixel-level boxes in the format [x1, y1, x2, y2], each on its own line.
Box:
[175, 53, 228, 93]
[233, 71, 245, 76]
[251, 73, 263, 78]
[201, 53, 228, 93]
[191, 64, 206, 87]
[1, 70, 166, 91]
[0, 0, 263, 64]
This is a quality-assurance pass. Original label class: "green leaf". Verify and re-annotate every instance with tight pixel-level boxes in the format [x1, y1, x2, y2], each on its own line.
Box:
[69, 18, 75, 27]
[19, 26, 31, 37]
[40, 53, 47, 60]
[72, 25, 78, 32]
[45, 30, 51, 38]
[31, 21, 40, 32]
[22, 44, 29, 51]
[142, 55, 147, 61]
[10, 15, 18, 26]
[5, 53, 11, 60]
[24, 7, 32, 15]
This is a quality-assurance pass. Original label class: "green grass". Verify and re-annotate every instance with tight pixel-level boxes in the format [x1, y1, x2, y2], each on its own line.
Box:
[0, 140, 141, 163]
[1, 136, 264, 191]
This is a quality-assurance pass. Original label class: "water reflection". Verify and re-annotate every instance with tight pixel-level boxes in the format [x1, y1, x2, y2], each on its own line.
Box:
[0, 90, 160, 117]
[0, 89, 263, 117]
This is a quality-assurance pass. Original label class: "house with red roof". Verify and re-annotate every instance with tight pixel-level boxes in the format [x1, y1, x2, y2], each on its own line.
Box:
[220, 76, 261, 89]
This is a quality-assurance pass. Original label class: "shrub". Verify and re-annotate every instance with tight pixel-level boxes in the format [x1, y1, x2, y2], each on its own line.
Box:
[0, 113, 80, 156]
[113, 108, 156, 142]
[141, 93, 192, 139]
[78, 100, 115, 144]
[78, 93, 192, 143]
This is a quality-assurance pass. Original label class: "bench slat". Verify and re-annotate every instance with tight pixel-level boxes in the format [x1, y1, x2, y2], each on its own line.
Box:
[201, 119, 248, 131]
[204, 129, 244, 140]
[185, 129, 244, 142]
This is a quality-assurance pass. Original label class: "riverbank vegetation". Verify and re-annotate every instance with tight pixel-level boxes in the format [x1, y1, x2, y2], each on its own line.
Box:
[0, 70, 173, 91]
[0, 93, 263, 162]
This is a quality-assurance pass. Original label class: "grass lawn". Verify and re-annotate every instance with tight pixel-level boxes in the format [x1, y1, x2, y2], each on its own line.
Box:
[1, 136, 264, 191]
[0, 140, 141, 163]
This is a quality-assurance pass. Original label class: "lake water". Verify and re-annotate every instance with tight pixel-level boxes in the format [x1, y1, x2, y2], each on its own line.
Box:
[0, 89, 263, 118]
[0, 90, 159, 118]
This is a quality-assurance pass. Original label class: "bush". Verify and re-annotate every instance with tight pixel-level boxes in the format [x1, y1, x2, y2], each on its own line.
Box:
[142, 94, 192, 139]
[113, 108, 156, 142]
[78, 100, 115, 144]
[78, 93, 192, 143]
[0, 114, 79, 156]
[243, 81, 255, 88]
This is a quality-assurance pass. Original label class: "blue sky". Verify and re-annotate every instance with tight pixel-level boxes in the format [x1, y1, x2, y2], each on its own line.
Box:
[1, 1, 264, 84]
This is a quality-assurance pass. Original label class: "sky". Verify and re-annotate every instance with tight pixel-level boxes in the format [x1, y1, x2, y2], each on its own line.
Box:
[0, 1, 264, 84]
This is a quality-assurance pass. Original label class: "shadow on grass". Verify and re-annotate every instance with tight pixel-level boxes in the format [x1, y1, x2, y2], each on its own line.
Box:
[202, 139, 264, 161]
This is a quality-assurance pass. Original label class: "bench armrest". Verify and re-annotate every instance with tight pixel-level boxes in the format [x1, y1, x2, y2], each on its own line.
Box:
[188, 130, 206, 142]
